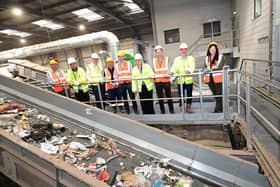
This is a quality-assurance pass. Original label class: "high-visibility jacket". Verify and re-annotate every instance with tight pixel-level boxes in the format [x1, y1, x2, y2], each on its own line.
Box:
[132, 63, 154, 93]
[48, 69, 68, 93]
[86, 63, 104, 86]
[171, 56, 195, 84]
[66, 67, 89, 93]
[153, 56, 170, 83]
[116, 61, 132, 84]
[104, 67, 118, 91]
[204, 54, 223, 84]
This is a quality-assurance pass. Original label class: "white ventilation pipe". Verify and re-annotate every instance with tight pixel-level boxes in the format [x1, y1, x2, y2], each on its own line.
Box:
[0, 31, 119, 62]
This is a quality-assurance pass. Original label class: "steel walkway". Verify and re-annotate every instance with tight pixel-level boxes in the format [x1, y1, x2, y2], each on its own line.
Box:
[0, 75, 270, 187]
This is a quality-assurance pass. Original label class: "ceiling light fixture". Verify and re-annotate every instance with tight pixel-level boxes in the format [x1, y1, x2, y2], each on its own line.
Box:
[32, 19, 64, 30]
[0, 29, 31, 37]
[20, 39, 26, 44]
[12, 7, 23, 16]
[79, 24, 85, 31]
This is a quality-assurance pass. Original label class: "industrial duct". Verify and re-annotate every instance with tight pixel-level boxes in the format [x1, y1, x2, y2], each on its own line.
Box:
[0, 31, 119, 62]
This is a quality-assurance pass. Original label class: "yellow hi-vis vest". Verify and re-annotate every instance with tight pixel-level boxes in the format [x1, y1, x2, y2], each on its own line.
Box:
[132, 63, 154, 93]
[86, 63, 104, 85]
[66, 67, 89, 93]
[171, 56, 195, 84]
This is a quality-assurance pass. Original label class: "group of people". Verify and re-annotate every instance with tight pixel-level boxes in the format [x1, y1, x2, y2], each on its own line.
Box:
[47, 41, 225, 114]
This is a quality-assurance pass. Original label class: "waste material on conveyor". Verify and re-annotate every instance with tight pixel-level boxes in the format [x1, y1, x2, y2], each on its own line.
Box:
[0, 96, 208, 187]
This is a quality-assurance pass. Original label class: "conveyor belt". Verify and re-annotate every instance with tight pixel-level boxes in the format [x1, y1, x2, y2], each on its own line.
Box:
[0, 75, 270, 187]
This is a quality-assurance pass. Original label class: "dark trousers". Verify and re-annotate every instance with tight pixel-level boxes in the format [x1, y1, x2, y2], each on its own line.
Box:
[155, 82, 174, 114]
[177, 83, 193, 106]
[118, 83, 138, 114]
[57, 88, 71, 97]
[108, 88, 121, 112]
[74, 90, 89, 102]
[208, 78, 223, 112]
[91, 84, 106, 109]
[139, 86, 155, 114]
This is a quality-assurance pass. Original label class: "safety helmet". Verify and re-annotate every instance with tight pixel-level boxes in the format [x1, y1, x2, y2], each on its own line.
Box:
[49, 59, 58, 65]
[67, 57, 76, 64]
[154, 45, 163, 51]
[134, 53, 143, 60]
[208, 41, 219, 48]
[179, 43, 188, 49]
[117, 50, 125, 57]
[106, 57, 114, 63]
[91, 53, 99, 59]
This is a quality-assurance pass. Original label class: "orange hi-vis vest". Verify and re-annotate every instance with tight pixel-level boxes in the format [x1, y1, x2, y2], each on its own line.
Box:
[104, 68, 117, 91]
[204, 54, 223, 84]
[116, 61, 132, 84]
[153, 56, 170, 83]
[49, 69, 68, 93]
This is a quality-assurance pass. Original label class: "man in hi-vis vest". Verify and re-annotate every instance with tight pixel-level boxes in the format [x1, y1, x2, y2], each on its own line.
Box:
[115, 50, 138, 114]
[86, 53, 106, 109]
[47, 58, 70, 96]
[153, 45, 174, 114]
[171, 43, 195, 113]
[66, 57, 89, 102]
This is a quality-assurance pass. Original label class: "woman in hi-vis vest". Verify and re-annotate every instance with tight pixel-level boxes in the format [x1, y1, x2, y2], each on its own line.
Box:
[204, 41, 225, 113]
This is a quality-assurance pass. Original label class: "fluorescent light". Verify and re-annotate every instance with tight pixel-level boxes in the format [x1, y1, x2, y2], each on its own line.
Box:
[0, 29, 31, 38]
[12, 7, 23, 16]
[72, 8, 104, 22]
[124, 0, 144, 14]
[0, 41, 3, 43]
[32, 19, 64, 30]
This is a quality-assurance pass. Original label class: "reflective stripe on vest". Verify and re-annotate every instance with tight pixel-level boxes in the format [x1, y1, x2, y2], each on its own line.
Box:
[153, 57, 170, 83]
[49, 70, 68, 93]
[104, 68, 115, 91]
[204, 55, 223, 84]
[172, 56, 195, 85]
[87, 64, 104, 85]
[132, 64, 154, 93]
[116, 61, 132, 84]
[67, 68, 89, 93]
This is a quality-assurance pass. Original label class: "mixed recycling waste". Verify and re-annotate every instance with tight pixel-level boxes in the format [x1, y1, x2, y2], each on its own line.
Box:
[0, 97, 197, 187]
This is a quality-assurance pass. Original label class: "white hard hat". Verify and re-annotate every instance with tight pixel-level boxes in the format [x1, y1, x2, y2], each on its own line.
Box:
[179, 43, 188, 49]
[91, 53, 99, 59]
[67, 57, 76, 64]
[134, 53, 143, 60]
[154, 45, 163, 51]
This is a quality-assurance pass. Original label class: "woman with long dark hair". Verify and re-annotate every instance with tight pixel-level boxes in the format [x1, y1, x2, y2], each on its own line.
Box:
[204, 41, 225, 113]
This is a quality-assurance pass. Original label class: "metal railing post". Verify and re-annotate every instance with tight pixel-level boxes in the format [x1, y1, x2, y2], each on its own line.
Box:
[135, 79, 143, 115]
[97, 83, 104, 110]
[246, 75, 252, 150]
[223, 67, 229, 120]
[198, 69, 203, 114]
[179, 76, 185, 114]
[64, 84, 69, 97]
[237, 71, 241, 114]
[253, 62, 256, 87]
[267, 65, 271, 93]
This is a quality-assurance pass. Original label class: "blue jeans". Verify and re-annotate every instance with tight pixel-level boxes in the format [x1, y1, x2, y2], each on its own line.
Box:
[177, 83, 193, 106]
